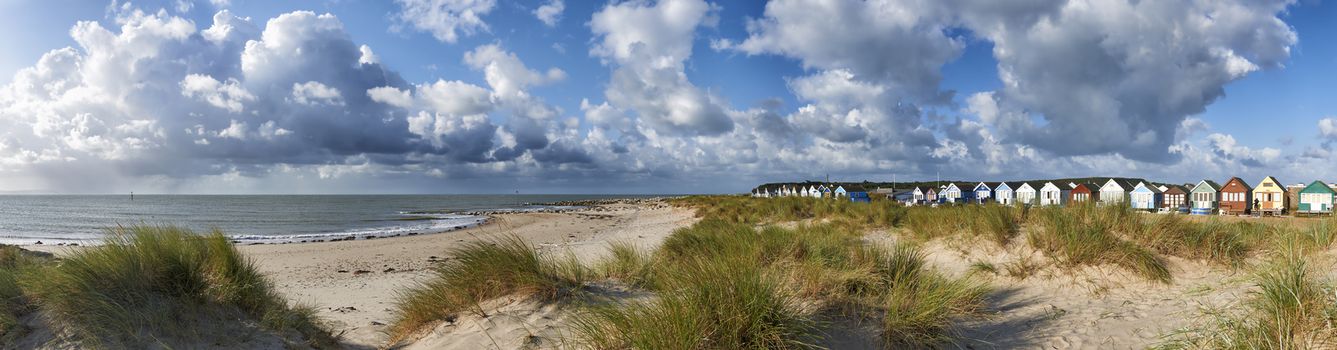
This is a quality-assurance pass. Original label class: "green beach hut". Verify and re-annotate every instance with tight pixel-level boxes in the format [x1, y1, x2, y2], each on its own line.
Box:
[1297, 180, 1336, 215]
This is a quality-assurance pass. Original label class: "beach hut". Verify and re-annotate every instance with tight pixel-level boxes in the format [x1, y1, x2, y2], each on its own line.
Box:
[818, 185, 832, 198]
[1190, 180, 1221, 215]
[911, 187, 925, 203]
[941, 183, 963, 204]
[995, 182, 1016, 206]
[806, 185, 820, 198]
[1015, 182, 1037, 206]
[1161, 185, 1189, 213]
[922, 186, 938, 204]
[1253, 176, 1286, 216]
[1298, 180, 1336, 215]
[973, 182, 995, 204]
[1039, 182, 1064, 206]
[1098, 178, 1137, 205]
[1218, 177, 1252, 216]
[1069, 183, 1098, 204]
[1130, 182, 1162, 211]
[833, 185, 848, 198]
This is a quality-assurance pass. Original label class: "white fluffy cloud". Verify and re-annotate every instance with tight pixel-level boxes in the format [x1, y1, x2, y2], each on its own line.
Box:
[589, 0, 733, 136]
[1319, 117, 1337, 139]
[738, 0, 961, 102]
[962, 0, 1297, 162]
[533, 0, 564, 27]
[0, 7, 595, 192]
[393, 0, 495, 43]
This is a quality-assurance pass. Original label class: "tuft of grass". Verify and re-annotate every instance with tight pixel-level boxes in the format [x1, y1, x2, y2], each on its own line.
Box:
[572, 255, 819, 349]
[1129, 216, 1256, 268]
[1002, 255, 1043, 280]
[875, 244, 989, 347]
[1029, 204, 1171, 283]
[20, 225, 333, 348]
[903, 205, 1018, 246]
[968, 261, 998, 275]
[574, 219, 989, 348]
[595, 241, 655, 287]
[390, 234, 589, 341]
[1158, 248, 1337, 349]
[0, 244, 49, 343]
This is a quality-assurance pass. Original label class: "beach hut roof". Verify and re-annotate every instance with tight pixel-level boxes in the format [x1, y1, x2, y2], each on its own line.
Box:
[1134, 182, 1163, 194]
[1222, 177, 1253, 191]
[1301, 180, 1337, 194]
[1192, 179, 1222, 192]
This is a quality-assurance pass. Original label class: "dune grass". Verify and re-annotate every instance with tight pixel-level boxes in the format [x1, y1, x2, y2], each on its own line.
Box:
[1157, 244, 1337, 349]
[389, 234, 590, 341]
[573, 219, 989, 348]
[1029, 204, 1171, 283]
[904, 204, 1019, 246]
[0, 244, 48, 343]
[13, 226, 332, 348]
[572, 254, 818, 350]
[671, 195, 907, 229]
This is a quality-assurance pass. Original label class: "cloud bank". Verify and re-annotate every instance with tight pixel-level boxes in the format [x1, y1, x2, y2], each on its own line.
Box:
[0, 0, 1325, 194]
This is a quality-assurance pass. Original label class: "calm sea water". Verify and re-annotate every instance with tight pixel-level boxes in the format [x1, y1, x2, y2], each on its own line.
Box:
[0, 195, 656, 245]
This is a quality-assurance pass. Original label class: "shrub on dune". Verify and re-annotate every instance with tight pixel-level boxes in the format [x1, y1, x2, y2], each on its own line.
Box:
[389, 234, 589, 341]
[20, 225, 332, 348]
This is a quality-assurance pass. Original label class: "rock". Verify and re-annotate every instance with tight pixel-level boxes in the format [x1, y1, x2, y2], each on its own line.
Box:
[383, 268, 396, 273]
[34, 241, 42, 245]
[353, 270, 371, 275]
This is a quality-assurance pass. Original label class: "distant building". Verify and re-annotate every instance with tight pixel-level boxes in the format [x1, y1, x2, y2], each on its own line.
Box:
[941, 183, 964, 204]
[1218, 177, 1252, 215]
[1130, 181, 1162, 211]
[1253, 176, 1286, 215]
[1040, 182, 1064, 206]
[995, 182, 1016, 206]
[973, 182, 996, 204]
[1190, 179, 1222, 215]
[1160, 184, 1189, 213]
[1069, 183, 1098, 204]
[1015, 182, 1038, 206]
[1298, 180, 1336, 215]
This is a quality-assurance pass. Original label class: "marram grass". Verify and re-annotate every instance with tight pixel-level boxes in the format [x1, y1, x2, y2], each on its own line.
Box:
[573, 219, 989, 348]
[14, 225, 333, 348]
[389, 234, 589, 341]
[1157, 247, 1337, 349]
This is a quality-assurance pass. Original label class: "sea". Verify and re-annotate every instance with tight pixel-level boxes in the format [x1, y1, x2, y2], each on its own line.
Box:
[0, 195, 660, 245]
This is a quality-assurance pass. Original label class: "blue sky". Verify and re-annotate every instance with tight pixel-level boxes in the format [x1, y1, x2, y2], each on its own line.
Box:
[0, 0, 1334, 194]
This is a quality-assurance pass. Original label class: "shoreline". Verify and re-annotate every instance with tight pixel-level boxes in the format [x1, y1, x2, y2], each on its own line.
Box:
[24, 199, 695, 348]
[13, 197, 677, 249]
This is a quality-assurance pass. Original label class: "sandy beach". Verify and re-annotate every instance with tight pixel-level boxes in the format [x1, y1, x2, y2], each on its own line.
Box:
[231, 201, 694, 348]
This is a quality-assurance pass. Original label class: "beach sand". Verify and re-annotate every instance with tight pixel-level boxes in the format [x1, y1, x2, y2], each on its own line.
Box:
[236, 201, 696, 348]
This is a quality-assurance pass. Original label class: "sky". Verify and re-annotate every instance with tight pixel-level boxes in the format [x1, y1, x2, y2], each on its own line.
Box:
[0, 0, 1334, 194]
